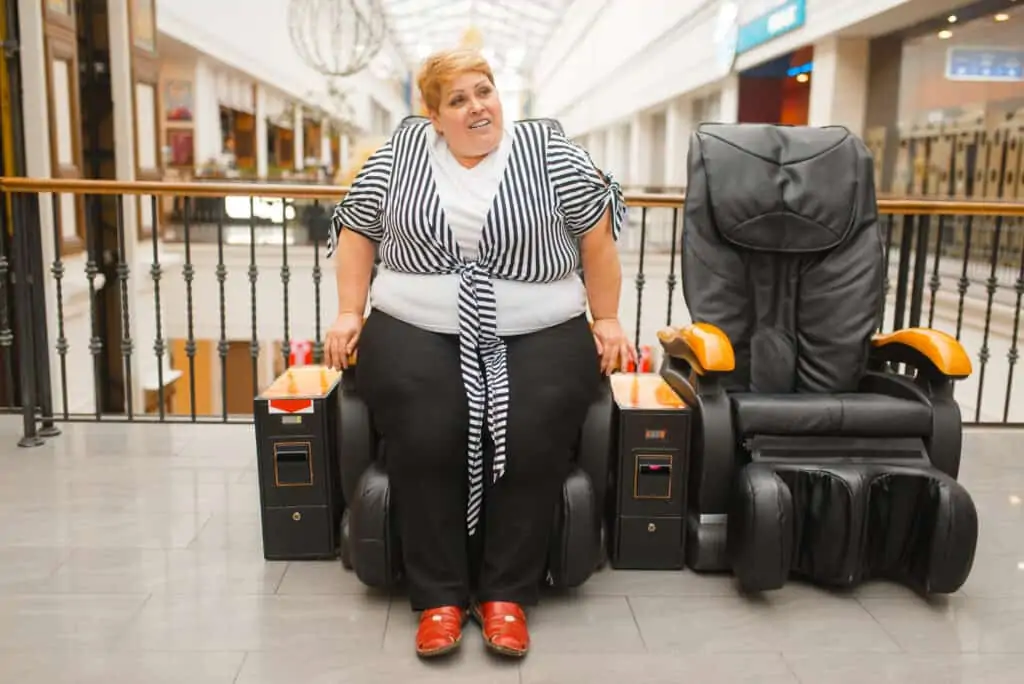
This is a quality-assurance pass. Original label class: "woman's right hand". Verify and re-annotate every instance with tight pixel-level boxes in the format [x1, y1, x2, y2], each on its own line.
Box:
[324, 312, 363, 370]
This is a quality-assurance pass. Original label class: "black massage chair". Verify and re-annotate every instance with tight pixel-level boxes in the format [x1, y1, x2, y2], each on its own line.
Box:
[335, 115, 611, 591]
[657, 122, 979, 595]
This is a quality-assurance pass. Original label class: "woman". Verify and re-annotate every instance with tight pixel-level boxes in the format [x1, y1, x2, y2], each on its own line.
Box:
[323, 48, 634, 659]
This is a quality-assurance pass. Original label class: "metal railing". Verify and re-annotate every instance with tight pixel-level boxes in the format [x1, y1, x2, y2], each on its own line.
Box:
[0, 176, 1023, 446]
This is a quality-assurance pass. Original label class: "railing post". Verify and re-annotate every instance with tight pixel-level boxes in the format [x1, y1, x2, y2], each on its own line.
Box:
[10, 193, 43, 447]
[24, 192, 58, 436]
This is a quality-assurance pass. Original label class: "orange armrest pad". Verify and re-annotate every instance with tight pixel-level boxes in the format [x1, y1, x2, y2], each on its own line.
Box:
[656, 323, 736, 374]
[871, 328, 972, 378]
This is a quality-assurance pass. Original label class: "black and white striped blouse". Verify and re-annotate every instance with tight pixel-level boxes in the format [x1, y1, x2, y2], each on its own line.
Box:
[328, 119, 627, 536]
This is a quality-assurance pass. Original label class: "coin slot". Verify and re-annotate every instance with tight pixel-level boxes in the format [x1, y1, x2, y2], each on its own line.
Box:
[274, 442, 313, 486]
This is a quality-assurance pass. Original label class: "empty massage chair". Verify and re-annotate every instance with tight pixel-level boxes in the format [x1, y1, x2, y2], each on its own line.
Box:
[335, 115, 612, 591]
[657, 122, 979, 595]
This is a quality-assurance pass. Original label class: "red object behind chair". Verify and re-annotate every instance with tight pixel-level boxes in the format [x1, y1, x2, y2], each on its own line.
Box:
[625, 345, 653, 373]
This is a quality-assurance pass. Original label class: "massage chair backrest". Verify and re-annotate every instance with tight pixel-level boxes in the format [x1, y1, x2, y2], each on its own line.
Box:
[682, 122, 884, 395]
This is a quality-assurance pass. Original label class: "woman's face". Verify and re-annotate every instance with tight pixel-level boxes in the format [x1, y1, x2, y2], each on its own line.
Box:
[431, 71, 504, 164]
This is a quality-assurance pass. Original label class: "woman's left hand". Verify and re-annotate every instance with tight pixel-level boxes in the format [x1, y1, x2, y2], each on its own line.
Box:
[592, 317, 637, 375]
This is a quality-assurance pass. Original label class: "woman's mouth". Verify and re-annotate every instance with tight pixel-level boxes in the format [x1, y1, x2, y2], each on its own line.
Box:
[469, 119, 491, 130]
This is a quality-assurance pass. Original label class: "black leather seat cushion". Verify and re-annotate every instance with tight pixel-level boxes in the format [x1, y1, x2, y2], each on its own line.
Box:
[731, 393, 933, 437]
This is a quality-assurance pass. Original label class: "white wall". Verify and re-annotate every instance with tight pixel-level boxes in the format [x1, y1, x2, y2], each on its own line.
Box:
[157, 0, 409, 134]
[529, 0, 959, 136]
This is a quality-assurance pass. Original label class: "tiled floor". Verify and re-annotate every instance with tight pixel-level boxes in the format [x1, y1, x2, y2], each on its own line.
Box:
[0, 418, 1021, 683]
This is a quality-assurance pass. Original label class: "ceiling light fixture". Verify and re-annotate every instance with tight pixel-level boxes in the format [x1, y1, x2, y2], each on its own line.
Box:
[995, 12, 1010, 21]
[938, 29, 953, 39]
[796, 73, 809, 83]
[948, 14, 957, 22]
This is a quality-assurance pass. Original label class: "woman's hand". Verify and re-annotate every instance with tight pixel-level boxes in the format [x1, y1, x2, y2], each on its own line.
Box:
[324, 312, 363, 370]
[592, 317, 636, 375]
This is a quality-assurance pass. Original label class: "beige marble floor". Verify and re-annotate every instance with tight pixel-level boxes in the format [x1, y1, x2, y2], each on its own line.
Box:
[0, 418, 1021, 683]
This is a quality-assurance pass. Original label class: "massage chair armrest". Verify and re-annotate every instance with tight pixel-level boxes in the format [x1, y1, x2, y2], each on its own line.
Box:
[657, 324, 736, 382]
[870, 328, 972, 383]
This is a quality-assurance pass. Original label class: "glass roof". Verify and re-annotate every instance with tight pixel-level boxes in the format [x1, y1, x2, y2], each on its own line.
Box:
[381, 0, 571, 75]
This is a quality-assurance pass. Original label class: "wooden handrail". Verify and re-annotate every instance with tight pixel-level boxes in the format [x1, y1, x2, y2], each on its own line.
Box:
[2, 176, 1024, 216]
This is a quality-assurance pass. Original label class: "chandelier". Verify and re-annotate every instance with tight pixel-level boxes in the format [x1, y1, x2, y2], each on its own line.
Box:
[288, 0, 389, 78]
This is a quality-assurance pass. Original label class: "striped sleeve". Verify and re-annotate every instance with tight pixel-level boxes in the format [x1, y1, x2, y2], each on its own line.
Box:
[327, 140, 394, 257]
[547, 132, 627, 240]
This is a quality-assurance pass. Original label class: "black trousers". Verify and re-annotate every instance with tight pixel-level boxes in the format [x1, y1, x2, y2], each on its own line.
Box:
[356, 309, 600, 611]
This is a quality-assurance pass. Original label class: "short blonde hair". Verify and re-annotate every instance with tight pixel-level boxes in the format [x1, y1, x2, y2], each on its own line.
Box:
[416, 48, 495, 113]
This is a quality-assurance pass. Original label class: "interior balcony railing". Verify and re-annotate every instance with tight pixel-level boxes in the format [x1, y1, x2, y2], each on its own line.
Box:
[0, 177, 1022, 447]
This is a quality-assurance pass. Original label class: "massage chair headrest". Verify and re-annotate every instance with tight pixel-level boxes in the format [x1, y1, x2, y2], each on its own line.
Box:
[689, 123, 872, 254]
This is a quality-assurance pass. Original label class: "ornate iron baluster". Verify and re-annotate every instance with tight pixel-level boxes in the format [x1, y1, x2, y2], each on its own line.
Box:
[150, 196, 166, 421]
[249, 197, 260, 401]
[666, 206, 679, 325]
[49, 193, 69, 419]
[183, 197, 197, 422]
[312, 200, 324, 364]
[927, 215, 946, 328]
[634, 206, 647, 353]
[908, 214, 930, 328]
[115, 196, 134, 419]
[217, 200, 228, 421]
[281, 198, 291, 371]
[85, 194, 104, 420]
[975, 216, 1003, 422]
[955, 216, 974, 341]
[1003, 236, 1024, 422]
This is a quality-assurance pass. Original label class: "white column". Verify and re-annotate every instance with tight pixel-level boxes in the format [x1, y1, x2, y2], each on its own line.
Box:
[293, 105, 305, 170]
[192, 59, 220, 170]
[590, 130, 606, 168]
[628, 113, 646, 188]
[808, 36, 870, 136]
[718, 74, 740, 124]
[321, 118, 333, 168]
[340, 133, 351, 177]
[255, 85, 268, 178]
[603, 127, 616, 177]
[664, 96, 693, 189]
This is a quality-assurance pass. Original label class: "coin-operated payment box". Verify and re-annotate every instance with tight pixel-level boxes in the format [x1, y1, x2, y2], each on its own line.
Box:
[254, 365, 343, 560]
[609, 373, 691, 570]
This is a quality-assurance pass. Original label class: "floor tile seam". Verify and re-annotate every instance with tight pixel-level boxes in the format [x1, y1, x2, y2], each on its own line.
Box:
[272, 563, 291, 594]
[853, 595, 913, 654]
[103, 591, 156, 650]
[623, 595, 649, 652]
[231, 651, 250, 684]
[776, 651, 804, 684]
[182, 511, 218, 549]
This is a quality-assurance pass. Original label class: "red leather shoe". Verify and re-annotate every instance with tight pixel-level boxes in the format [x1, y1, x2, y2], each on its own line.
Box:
[416, 606, 465, 657]
[475, 601, 530, 657]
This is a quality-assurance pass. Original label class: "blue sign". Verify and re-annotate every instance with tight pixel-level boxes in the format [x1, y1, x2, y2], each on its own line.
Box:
[946, 47, 1023, 82]
[736, 0, 806, 54]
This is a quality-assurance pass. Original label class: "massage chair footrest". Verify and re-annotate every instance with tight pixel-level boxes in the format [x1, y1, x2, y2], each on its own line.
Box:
[727, 461, 978, 595]
[342, 464, 603, 590]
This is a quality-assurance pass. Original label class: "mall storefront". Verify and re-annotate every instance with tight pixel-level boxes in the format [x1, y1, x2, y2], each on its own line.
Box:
[864, 0, 1022, 200]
